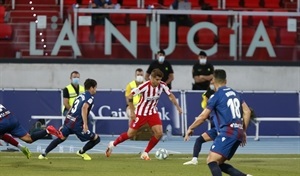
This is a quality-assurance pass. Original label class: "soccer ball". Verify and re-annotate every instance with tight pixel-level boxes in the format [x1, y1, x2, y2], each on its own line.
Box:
[155, 148, 169, 160]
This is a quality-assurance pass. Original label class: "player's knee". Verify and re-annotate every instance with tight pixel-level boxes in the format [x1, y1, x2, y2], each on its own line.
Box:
[196, 136, 205, 143]
[93, 135, 100, 144]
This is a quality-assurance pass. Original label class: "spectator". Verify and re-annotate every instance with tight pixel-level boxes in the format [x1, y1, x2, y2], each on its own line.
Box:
[145, 49, 174, 89]
[92, 0, 115, 25]
[192, 51, 214, 90]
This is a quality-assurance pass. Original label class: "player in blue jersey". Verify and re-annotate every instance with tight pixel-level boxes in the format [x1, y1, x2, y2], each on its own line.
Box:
[185, 69, 252, 176]
[38, 78, 100, 161]
[0, 104, 63, 159]
[183, 88, 218, 165]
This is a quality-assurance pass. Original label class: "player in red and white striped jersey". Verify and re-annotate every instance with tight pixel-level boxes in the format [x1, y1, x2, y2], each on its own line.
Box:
[106, 68, 182, 160]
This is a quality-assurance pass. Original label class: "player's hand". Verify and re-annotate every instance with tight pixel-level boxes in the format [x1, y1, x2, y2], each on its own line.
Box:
[83, 124, 89, 133]
[177, 106, 183, 114]
[184, 129, 193, 141]
[240, 132, 247, 147]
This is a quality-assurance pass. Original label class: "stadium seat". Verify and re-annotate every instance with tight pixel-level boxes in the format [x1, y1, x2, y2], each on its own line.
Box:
[190, 14, 209, 23]
[137, 26, 150, 44]
[159, 25, 170, 44]
[266, 27, 277, 45]
[264, 0, 282, 8]
[109, 13, 127, 25]
[244, 0, 261, 8]
[211, 15, 229, 27]
[197, 28, 216, 45]
[242, 27, 256, 45]
[77, 26, 91, 43]
[218, 27, 234, 45]
[129, 14, 147, 25]
[94, 25, 105, 43]
[123, 0, 137, 7]
[252, 15, 271, 26]
[0, 24, 13, 40]
[279, 28, 297, 45]
[225, 0, 240, 8]
[177, 26, 190, 44]
[0, 5, 5, 23]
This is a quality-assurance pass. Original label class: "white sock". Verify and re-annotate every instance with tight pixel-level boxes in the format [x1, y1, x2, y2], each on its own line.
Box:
[192, 157, 198, 161]
[17, 143, 23, 150]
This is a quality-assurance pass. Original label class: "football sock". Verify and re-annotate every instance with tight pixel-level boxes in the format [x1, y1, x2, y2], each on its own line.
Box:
[113, 132, 129, 146]
[208, 161, 222, 176]
[31, 130, 48, 142]
[81, 136, 100, 153]
[1, 134, 19, 148]
[144, 136, 159, 153]
[193, 136, 205, 158]
[219, 163, 247, 176]
[43, 138, 64, 156]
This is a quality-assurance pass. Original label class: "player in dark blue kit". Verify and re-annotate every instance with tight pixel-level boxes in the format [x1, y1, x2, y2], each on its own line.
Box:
[0, 104, 63, 159]
[183, 88, 218, 165]
[39, 78, 100, 161]
[185, 69, 252, 176]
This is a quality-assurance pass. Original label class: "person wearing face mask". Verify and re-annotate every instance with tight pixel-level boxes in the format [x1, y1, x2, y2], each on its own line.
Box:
[192, 51, 214, 90]
[145, 49, 174, 89]
[125, 68, 144, 125]
[62, 71, 85, 116]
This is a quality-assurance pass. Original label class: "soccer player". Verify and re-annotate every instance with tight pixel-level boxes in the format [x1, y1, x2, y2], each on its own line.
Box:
[106, 68, 182, 160]
[184, 69, 252, 176]
[38, 78, 100, 161]
[183, 88, 218, 165]
[0, 104, 63, 159]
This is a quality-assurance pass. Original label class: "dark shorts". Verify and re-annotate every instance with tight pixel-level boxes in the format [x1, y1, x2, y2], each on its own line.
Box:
[210, 135, 241, 160]
[205, 128, 218, 140]
[0, 115, 27, 137]
[130, 113, 162, 130]
[61, 124, 96, 142]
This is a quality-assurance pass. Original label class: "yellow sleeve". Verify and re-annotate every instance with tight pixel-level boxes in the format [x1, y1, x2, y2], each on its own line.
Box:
[125, 83, 131, 97]
[201, 93, 208, 109]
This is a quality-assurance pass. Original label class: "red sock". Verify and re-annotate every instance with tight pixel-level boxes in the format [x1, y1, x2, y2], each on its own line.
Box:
[113, 132, 129, 146]
[2, 134, 19, 147]
[144, 136, 159, 153]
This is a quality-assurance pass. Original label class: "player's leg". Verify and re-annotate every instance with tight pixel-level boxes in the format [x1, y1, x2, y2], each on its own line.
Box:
[106, 116, 145, 157]
[0, 134, 31, 159]
[184, 128, 217, 165]
[140, 114, 162, 160]
[38, 127, 69, 159]
[76, 131, 100, 160]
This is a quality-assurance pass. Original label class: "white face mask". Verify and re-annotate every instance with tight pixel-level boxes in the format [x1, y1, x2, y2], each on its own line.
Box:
[158, 56, 165, 63]
[209, 84, 215, 91]
[199, 58, 207, 65]
[136, 75, 144, 83]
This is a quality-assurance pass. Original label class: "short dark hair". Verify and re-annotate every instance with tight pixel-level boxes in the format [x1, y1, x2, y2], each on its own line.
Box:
[136, 68, 143, 72]
[199, 51, 207, 57]
[213, 69, 226, 83]
[157, 49, 165, 55]
[84, 78, 97, 90]
[151, 68, 164, 78]
[70, 71, 79, 77]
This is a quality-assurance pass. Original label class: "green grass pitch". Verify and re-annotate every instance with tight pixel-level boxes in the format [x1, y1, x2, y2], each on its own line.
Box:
[0, 153, 299, 176]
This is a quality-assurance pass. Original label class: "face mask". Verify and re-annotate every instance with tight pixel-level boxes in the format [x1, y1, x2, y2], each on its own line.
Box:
[199, 58, 207, 65]
[209, 84, 215, 91]
[72, 78, 80, 85]
[136, 75, 144, 83]
[158, 56, 165, 63]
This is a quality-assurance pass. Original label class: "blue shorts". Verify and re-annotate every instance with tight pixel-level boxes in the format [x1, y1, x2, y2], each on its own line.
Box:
[60, 124, 96, 142]
[210, 135, 240, 160]
[0, 115, 27, 137]
[205, 128, 218, 140]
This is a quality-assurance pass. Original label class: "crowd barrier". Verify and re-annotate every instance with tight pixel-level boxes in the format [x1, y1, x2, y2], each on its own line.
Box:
[0, 89, 299, 138]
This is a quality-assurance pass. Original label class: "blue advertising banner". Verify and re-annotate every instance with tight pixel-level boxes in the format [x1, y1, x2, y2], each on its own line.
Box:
[0, 90, 61, 130]
[91, 90, 183, 135]
[185, 91, 300, 136]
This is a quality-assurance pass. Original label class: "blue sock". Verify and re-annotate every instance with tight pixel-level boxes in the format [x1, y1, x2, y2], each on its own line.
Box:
[208, 161, 222, 176]
[43, 138, 64, 156]
[193, 136, 205, 158]
[219, 163, 246, 176]
[80, 136, 100, 154]
[31, 130, 47, 142]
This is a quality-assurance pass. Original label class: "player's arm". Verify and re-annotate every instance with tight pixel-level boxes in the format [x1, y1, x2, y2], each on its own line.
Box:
[242, 101, 251, 131]
[168, 93, 182, 114]
[63, 88, 71, 111]
[125, 84, 131, 105]
[127, 93, 135, 120]
[81, 102, 90, 132]
[165, 73, 174, 85]
[184, 108, 211, 141]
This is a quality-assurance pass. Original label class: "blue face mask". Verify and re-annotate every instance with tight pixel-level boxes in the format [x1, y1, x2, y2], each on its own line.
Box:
[72, 78, 80, 85]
